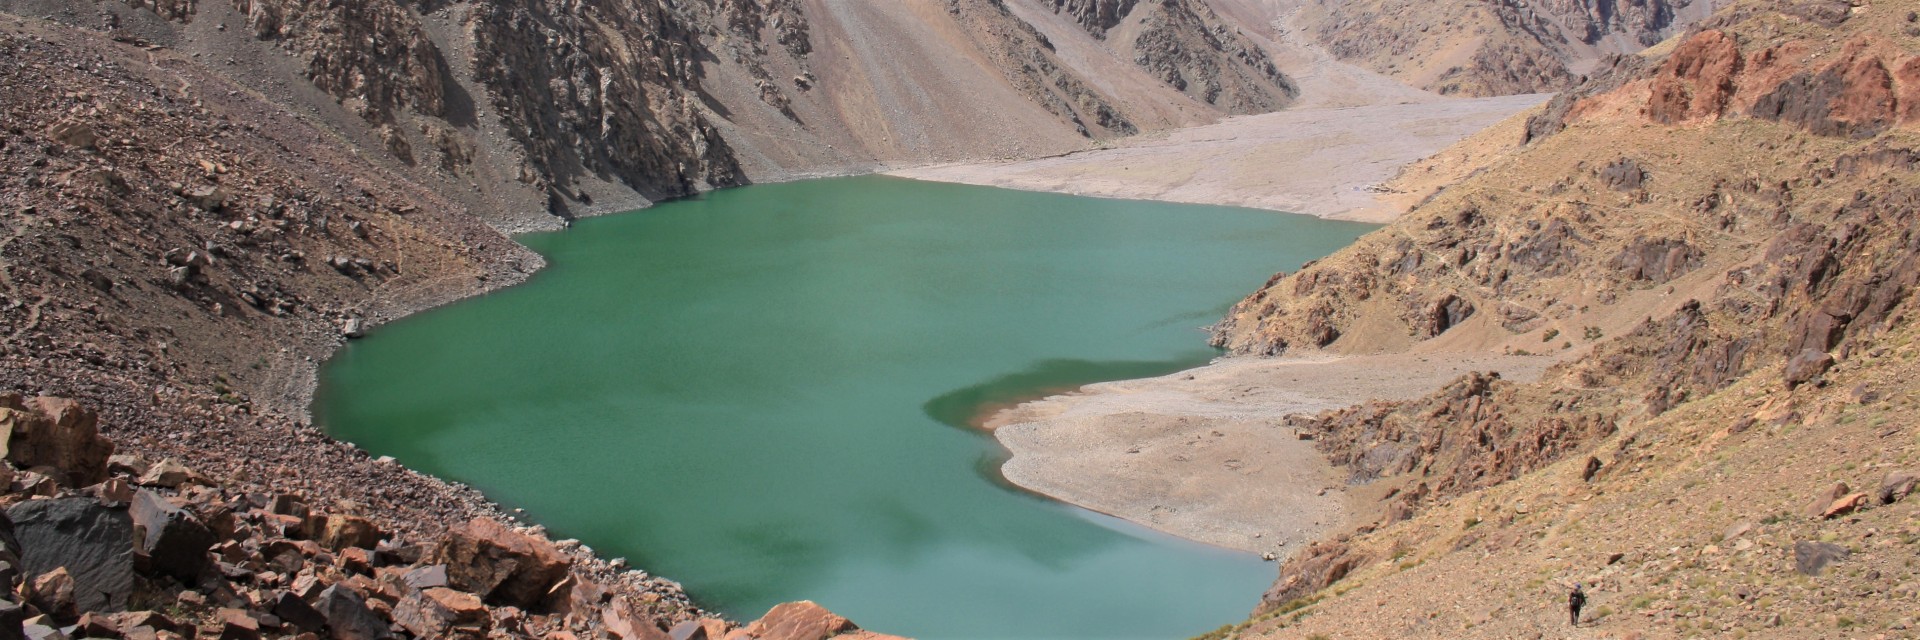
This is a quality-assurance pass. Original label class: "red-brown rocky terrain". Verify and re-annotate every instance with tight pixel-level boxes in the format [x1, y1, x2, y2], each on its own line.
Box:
[1200, 0, 1920, 636]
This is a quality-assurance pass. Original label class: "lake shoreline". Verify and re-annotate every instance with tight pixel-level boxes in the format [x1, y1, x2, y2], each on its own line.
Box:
[980, 352, 1556, 557]
[885, 95, 1546, 223]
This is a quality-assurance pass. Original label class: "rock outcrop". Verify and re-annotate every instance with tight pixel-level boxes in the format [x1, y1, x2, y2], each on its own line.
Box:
[1044, 0, 1297, 113]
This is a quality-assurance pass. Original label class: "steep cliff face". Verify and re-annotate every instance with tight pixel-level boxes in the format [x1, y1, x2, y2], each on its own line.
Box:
[1043, 0, 1297, 113]
[1206, 2, 1920, 635]
[233, 0, 450, 125]
[467, 0, 741, 206]
[1048, 0, 1141, 35]
[1287, 0, 1725, 96]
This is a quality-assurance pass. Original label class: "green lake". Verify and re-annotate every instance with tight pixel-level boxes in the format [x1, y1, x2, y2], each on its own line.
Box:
[315, 176, 1373, 639]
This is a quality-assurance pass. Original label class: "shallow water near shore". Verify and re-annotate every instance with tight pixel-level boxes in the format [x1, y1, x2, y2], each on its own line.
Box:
[316, 176, 1371, 639]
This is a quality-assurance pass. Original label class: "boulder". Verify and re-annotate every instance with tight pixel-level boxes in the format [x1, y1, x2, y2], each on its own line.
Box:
[1801, 482, 1850, 518]
[318, 515, 382, 551]
[6, 497, 133, 612]
[390, 588, 469, 639]
[422, 587, 484, 623]
[436, 518, 568, 609]
[215, 608, 261, 640]
[106, 455, 151, 478]
[271, 592, 326, 632]
[602, 598, 671, 640]
[1782, 349, 1834, 389]
[135, 459, 207, 489]
[92, 478, 134, 505]
[0, 396, 114, 486]
[1793, 540, 1849, 576]
[741, 601, 857, 640]
[72, 612, 120, 638]
[400, 564, 447, 590]
[111, 611, 179, 632]
[668, 620, 731, 640]
[312, 585, 394, 640]
[1820, 492, 1868, 519]
[1880, 470, 1918, 505]
[26, 567, 76, 620]
[130, 490, 215, 583]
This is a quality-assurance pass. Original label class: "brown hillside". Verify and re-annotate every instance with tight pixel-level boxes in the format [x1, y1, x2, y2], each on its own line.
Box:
[1203, 0, 1920, 637]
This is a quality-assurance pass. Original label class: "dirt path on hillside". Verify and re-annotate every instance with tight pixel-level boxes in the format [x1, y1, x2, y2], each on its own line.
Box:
[988, 352, 1555, 556]
[888, 94, 1546, 222]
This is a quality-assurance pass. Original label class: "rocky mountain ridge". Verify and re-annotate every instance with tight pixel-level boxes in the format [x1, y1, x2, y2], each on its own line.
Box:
[1284, 0, 1729, 95]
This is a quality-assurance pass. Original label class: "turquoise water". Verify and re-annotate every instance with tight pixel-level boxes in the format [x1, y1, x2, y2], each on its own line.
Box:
[316, 176, 1372, 639]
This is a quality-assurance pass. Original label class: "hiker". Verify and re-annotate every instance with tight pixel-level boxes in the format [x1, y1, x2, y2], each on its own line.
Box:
[1568, 583, 1587, 626]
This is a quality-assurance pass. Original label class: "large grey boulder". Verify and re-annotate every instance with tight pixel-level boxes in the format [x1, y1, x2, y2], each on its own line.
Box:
[130, 491, 214, 583]
[4, 498, 133, 613]
[313, 585, 394, 640]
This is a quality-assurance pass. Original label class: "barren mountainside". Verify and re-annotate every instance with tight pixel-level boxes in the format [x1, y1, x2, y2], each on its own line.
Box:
[1204, 0, 1920, 636]
[1284, 0, 1729, 95]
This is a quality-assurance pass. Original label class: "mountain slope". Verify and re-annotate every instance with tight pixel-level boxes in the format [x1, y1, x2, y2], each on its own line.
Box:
[1278, 0, 1729, 95]
[1201, 0, 1920, 636]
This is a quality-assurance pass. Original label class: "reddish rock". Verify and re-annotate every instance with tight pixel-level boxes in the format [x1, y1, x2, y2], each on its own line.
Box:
[435, 518, 569, 609]
[337, 547, 374, 575]
[1259, 538, 1369, 614]
[392, 589, 457, 638]
[1802, 482, 1850, 518]
[1646, 30, 1743, 124]
[602, 598, 672, 640]
[0, 395, 115, 486]
[1820, 492, 1868, 519]
[135, 459, 207, 489]
[742, 601, 861, 640]
[215, 608, 261, 640]
[319, 515, 383, 551]
[74, 611, 121, 638]
[28, 567, 77, 621]
[93, 478, 135, 504]
[422, 587, 485, 623]
[669, 619, 733, 640]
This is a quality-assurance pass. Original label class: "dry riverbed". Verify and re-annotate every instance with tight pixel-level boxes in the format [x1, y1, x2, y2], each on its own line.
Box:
[987, 352, 1554, 557]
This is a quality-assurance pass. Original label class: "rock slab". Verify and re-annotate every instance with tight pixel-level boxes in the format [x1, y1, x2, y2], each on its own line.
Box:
[5, 497, 133, 613]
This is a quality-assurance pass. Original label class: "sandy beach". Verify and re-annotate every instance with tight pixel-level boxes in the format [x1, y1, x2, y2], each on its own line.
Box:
[988, 352, 1555, 556]
[889, 94, 1547, 222]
